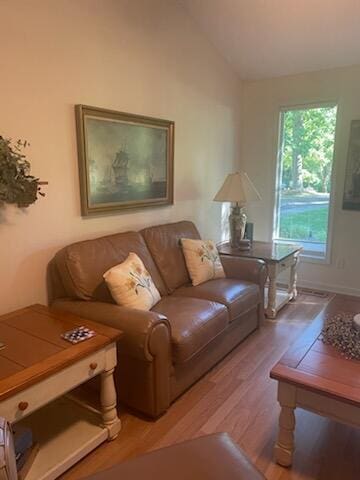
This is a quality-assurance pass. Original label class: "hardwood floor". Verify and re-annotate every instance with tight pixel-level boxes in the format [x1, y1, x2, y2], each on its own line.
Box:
[61, 293, 360, 480]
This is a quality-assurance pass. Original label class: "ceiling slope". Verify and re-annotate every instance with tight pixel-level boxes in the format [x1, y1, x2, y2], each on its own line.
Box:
[179, 0, 360, 79]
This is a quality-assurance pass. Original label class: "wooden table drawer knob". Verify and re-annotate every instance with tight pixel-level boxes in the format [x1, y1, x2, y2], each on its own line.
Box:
[89, 362, 98, 370]
[18, 401, 29, 411]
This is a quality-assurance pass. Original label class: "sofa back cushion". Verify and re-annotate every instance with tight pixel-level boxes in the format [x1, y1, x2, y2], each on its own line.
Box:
[141, 221, 201, 293]
[54, 231, 167, 302]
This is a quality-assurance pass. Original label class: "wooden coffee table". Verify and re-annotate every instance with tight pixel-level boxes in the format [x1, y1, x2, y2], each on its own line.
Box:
[270, 295, 360, 467]
[0, 304, 122, 480]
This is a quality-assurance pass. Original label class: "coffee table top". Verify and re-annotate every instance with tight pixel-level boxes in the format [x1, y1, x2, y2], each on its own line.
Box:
[0, 304, 122, 401]
[218, 241, 302, 263]
[270, 296, 360, 406]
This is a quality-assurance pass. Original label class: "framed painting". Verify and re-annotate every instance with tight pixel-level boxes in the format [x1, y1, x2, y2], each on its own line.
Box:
[343, 119, 360, 211]
[75, 105, 174, 216]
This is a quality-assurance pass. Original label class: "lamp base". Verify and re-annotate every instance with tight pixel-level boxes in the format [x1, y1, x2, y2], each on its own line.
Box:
[229, 205, 247, 248]
[236, 239, 251, 250]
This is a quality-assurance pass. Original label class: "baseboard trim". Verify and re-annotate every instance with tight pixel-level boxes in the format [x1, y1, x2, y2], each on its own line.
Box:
[296, 279, 360, 298]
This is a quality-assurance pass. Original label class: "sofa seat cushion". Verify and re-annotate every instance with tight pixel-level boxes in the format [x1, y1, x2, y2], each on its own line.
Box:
[173, 279, 260, 322]
[151, 296, 228, 364]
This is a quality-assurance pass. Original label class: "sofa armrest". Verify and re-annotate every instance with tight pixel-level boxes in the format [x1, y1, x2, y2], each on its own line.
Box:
[220, 256, 267, 324]
[52, 299, 171, 362]
[53, 299, 172, 417]
[220, 255, 267, 287]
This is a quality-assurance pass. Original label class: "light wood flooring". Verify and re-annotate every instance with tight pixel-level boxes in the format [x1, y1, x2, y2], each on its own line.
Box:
[61, 292, 360, 480]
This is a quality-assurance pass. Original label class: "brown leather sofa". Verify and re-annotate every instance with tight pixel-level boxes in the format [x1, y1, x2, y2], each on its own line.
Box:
[49, 221, 266, 418]
[81, 433, 266, 479]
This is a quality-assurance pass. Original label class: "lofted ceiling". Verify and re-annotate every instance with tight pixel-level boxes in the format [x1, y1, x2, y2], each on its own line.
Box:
[179, 0, 360, 80]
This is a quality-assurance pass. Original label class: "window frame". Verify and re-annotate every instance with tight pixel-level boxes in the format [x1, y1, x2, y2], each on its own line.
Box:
[272, 102, 338, 264]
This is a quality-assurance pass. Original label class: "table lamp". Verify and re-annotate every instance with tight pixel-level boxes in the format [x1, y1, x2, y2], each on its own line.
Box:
[214, 171, 261, 249]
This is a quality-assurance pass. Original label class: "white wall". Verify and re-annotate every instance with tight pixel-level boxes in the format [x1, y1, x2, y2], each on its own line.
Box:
[0, 0, 242, 314]
[242, 65, 360, 296]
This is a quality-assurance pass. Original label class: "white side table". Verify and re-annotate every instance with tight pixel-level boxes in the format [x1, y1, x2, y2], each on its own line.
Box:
[218, 241, 302, 319]
[0, 304, 122, 480]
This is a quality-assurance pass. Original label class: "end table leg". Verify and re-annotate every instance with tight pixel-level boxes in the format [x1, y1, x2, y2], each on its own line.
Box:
[100, 368, 121, 440]
[274, 383, 296, 467]
[289, 254, 299, 301]
[266, 265, 277, 318]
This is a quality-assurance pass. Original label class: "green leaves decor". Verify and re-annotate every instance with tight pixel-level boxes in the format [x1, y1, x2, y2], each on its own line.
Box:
[0, 136, 47, 208]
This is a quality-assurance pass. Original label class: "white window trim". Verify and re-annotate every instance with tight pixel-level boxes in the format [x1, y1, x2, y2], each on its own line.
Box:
[272, 102, 339, 265]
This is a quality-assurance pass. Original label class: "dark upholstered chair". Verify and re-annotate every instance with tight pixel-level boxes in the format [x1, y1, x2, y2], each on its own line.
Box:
[81, 433, 266, 480]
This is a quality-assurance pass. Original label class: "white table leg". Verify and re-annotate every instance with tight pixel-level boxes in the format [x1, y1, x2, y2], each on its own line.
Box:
[288, 254, 299, 301]
[266, 263, 277, 319]
[100, 368, 121, 440]
[274, 382, 296, 467]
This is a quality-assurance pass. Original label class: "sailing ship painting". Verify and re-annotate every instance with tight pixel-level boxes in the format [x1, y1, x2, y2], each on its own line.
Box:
[112, 148, 129, 186]
[76, 105, 174, 215]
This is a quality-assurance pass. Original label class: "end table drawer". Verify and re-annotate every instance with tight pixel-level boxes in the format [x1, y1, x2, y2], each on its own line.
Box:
[0, 349, 107, 423]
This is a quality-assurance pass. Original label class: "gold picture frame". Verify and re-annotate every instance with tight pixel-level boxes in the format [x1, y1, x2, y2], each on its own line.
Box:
[75, 105, 174, 216]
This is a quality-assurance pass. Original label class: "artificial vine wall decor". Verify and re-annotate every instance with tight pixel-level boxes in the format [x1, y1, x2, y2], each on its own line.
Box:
[0, 136, 47, 208]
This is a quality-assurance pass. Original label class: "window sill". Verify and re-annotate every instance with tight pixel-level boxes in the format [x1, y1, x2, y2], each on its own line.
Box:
[300, 253, 330, 265]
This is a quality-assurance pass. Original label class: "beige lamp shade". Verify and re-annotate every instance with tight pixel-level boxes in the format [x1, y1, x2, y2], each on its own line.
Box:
[213, 172, 261, 205]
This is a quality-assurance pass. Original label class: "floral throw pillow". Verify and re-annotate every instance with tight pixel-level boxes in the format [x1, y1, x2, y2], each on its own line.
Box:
[181, 238, 225, 286]
[103, 252, 161, 311]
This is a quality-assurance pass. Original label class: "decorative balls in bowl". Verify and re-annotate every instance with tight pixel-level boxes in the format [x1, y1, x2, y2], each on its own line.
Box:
[353, 313, 360, 331]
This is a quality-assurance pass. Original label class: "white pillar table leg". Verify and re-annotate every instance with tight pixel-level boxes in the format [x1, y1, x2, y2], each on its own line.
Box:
[100, 368, 121, 440]
[289, 254, 299, 301]
[274, 382, 297, 467]
[266, 263, 277, 319]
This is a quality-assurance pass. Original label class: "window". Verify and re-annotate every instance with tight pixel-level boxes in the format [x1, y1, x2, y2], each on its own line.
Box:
[274, 104, 337, 260]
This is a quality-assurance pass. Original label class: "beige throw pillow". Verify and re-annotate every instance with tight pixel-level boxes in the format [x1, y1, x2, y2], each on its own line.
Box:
[181, 238, 225, 286]
[103, 252, 161, 310]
